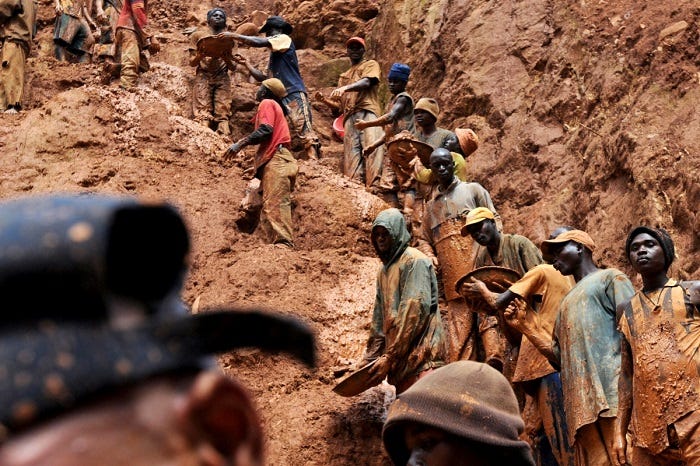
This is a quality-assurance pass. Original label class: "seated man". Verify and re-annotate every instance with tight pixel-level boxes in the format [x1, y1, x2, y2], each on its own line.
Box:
[383, 361, 535, 466]
[0, 195, 315, 466]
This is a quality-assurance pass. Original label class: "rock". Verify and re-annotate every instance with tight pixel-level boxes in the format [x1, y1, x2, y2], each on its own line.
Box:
[659, 21, 688, 40]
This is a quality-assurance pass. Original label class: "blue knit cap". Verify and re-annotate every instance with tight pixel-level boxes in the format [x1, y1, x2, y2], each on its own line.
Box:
[388, 63, 410, 82]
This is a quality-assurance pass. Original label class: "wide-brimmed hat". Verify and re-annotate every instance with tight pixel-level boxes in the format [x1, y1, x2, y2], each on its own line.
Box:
[259, 16, 293, 35]
[0, 195, 315, 436]
[383, 361, 534, 465]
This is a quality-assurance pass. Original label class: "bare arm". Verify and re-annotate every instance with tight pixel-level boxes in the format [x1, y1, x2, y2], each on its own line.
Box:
[330, 77, 375, 100]
[230, 33, 271, 48]
[233, 54, 267, 82]
[355, 95, 410, 131]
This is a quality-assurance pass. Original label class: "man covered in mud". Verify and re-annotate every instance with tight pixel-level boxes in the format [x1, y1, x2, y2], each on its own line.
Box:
[505, 229, 635, 465]
[361, 208, 447, 394]
[188, 8, 232, 136]
[328, 37, 385, 189]
[461, 225, 575, 466]
[382, 361, 535, 466]
[460, 207, 543, 377]
[417, 148, 500, 363]
[613, 227, 700, 466]
[233, 15, 320, 159]
[114, 0, 158, 89]
[223, 78, 298, 248]
[0, 0, 36, 113]
[0, 194, 315, 466]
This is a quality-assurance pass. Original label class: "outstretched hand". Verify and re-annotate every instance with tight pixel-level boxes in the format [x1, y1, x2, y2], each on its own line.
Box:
[223, 141, 244, 161]
[330, 86, 347, 100]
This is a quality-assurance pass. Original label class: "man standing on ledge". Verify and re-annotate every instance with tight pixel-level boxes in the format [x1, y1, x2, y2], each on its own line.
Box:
[330, 37, 384, 190]
[224, 78, 298, 249]
[0, 0, 36, 113]
[233, 16, 321, 159]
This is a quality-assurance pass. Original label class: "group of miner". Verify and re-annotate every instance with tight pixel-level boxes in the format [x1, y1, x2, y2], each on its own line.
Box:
[1, 3, 700, 466]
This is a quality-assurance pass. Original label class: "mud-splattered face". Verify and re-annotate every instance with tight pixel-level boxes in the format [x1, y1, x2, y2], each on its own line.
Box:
[372, 226, 392, 254]
[628, 232, 666, 274]
[403, 423, 489, 466]
[551, 241, 580, 276]
[442, 134, 461, 153]
[465, 219, 497, 246]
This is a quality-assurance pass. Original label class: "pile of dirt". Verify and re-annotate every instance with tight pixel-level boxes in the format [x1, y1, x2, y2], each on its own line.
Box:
[1, 0, 699, 464]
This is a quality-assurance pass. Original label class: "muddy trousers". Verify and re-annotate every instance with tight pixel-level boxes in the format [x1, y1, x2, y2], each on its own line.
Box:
[283, 91, 319, 154]
[574, 417, 616, 466]
[260, 147, 298, 247]
[445, 299, 476, 362]
[343, 110, 385, 189]
[192, 71, 231, 135]
[631, 410, 700, 465]
[0, 39, 27, 110]
[533, 373, 575, 466]
[478, 313, 507, 372]
[116, 28, 141, 89]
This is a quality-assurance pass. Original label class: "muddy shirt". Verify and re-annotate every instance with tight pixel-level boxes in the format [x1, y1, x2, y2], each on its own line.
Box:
[253, 99, 291, 171]
[414, 127, 455, 150]
[189, 28, 229, 78]
[420, 177, 498, 250]
[267, 34, 306, 95]
[509, 264, 573, 382]
[553, 268, 635, 440]
[116, 0, 147, 36]
[619, 280, 700, 454]
[369, 209, 447, 386]
[338, 59, 381, 121]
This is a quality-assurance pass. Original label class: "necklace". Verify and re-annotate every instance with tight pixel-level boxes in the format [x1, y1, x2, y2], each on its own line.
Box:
[641, 287, 664, 313]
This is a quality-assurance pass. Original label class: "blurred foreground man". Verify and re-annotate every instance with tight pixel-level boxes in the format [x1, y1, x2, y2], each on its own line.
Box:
[383, 361, 535, 466]
[0, 0, 36, 113]
[361, 208, 447, 394]
[0, 195, 315, 466]
[614, 227, 700, 466]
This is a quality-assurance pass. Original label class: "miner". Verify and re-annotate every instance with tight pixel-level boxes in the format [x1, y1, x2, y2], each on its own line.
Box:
[504, 229, 635, 465]
[613, 227, 700, 465]
[360, 208, 448, 394]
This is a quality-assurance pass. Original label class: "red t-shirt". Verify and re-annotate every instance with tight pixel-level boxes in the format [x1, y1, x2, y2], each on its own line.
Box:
[254, 99, 291, 170]
[117, 0, 148, 31]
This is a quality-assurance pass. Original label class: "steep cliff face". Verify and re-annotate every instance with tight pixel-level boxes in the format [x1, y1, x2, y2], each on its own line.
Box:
[0, 0, 698, 465]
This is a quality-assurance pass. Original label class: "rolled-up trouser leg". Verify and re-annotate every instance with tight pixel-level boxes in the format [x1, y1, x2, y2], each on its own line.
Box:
[446, 299, 476, 362]
[261, 148, 298, 246]
[0, 40, 27, 110]
[117, 28, 140, 89]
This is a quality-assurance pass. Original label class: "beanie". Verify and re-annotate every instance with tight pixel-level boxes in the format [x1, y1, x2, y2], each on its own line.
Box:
[387, 63, 410, 82]
[383, 361, 534, 466]
[625, 226, 675, 270]
[262, 78, 288, 99]
[414, 97, 439, 120]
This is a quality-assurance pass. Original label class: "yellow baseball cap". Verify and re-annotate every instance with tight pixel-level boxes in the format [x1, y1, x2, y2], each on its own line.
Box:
[460, 207, 495, 236]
